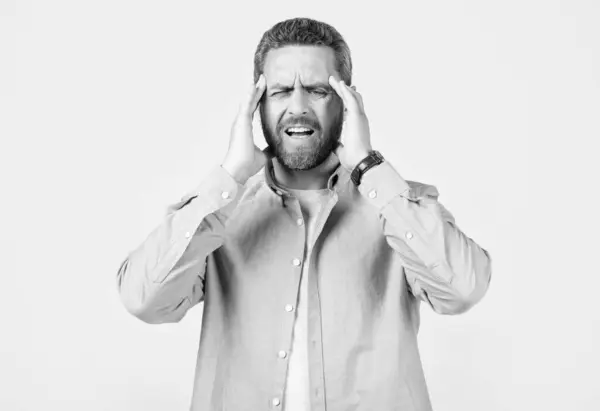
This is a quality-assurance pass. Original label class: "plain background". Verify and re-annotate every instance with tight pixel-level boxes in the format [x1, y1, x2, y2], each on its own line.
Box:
[1, 0, 599, 410]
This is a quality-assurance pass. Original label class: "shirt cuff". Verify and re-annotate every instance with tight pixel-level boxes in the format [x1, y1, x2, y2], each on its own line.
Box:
[357, 160, 412, 210]
[164, 165, 244, 249]
[167, 164, 244, 216]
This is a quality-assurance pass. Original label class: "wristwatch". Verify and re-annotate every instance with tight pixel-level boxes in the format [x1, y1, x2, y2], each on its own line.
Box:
[351, 150, 384, 186]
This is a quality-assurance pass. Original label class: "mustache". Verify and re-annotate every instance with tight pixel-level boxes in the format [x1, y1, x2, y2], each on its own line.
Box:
[276, 116, 321, 134]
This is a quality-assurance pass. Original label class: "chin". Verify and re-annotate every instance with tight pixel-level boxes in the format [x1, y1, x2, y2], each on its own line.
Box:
[264, 127, 339, 171]
[275, 147, 332, 171]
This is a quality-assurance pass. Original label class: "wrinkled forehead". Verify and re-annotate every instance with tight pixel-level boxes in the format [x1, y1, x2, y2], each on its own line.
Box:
[262, 45, 338, 85]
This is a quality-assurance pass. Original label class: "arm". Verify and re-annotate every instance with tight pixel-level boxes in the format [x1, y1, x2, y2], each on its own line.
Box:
[116, 165, 244, 324]
[359, 160, 492, 315]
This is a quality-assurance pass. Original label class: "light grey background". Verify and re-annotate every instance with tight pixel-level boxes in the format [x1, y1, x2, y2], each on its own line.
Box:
[1, 0, 598, 410]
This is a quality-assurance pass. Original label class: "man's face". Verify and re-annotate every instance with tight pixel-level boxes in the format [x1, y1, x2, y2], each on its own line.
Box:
[259, 45, 345, 171]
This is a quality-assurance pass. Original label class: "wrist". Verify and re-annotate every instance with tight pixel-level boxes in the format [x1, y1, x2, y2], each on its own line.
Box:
[350, 150, 384, 186]
[221, 161, 249, 185]
[351, 149, 372, 170]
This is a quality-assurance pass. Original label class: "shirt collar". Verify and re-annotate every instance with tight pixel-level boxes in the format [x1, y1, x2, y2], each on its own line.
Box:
[263, 152, 350, 198]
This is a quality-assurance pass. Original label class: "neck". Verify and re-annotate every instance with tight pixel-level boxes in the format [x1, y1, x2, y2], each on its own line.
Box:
[271, 152, 340, 190]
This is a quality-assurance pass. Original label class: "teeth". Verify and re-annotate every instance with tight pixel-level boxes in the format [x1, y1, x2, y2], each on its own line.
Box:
[288, 127, 311, 133]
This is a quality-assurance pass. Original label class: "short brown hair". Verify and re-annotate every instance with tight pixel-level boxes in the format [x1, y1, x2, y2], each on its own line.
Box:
[253, 17, 352, 85]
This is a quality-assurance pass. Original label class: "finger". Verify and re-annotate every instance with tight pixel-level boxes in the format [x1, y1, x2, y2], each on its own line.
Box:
[331, 78, 360, 113]
[328, 75, 351, 107]
[250, 74, 266, 112]
[347, 85, 365, 111]
[338, 80, 363, 113]
[333, 140, 344, 161]
[241, 75, 266, 116]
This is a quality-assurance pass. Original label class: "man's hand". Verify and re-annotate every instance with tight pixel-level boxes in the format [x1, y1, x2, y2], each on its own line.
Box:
[221, 74, 274, 185]
[328, 76, 373, 171]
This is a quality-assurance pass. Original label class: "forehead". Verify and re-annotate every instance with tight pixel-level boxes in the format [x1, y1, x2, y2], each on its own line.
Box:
[262, 45, 337, 84]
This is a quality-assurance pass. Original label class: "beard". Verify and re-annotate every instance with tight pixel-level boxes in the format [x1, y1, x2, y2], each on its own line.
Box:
[260, 107, 344, 171]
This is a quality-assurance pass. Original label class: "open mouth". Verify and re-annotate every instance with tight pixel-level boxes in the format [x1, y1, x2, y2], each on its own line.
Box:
[285, 126, 315, 138]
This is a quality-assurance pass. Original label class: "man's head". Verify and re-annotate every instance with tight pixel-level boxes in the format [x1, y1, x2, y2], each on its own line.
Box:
[254, 18, 353, 171]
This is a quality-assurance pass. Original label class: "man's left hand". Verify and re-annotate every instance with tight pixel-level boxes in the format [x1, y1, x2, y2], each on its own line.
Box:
[329, 76, 373, 171]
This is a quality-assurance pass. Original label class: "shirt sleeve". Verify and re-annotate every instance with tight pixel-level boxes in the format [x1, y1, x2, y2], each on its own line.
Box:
[358, 160, 492, 315]
[116, 165, 244, 324]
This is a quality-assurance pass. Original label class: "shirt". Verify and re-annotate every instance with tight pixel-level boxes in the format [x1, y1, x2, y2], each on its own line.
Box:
[283, 187, 331, 411]
[116, 153, 492, 411]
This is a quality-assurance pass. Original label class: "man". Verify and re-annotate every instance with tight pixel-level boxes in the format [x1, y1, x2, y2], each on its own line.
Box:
[117, 17, 492, 411]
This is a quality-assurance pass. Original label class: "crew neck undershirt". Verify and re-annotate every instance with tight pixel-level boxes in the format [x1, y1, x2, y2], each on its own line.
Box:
[282, 188, 331, 411]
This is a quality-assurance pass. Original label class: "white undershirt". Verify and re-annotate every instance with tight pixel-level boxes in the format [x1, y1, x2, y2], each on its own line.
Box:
[283, 188, 330, 411]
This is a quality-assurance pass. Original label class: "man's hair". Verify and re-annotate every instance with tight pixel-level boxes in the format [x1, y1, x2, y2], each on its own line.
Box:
[253, 17, 352, 85]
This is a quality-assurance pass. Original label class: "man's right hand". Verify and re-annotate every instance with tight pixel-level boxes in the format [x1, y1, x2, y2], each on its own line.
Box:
[221, 74, 273, 185]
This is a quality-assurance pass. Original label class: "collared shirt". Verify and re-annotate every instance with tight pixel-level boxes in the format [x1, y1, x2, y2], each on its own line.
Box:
[116, 154, 492, 411]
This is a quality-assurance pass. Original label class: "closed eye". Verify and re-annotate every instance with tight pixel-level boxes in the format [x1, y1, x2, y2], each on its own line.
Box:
[270, 89, 329, 97]
[270, 89, 292, 97]
[309, 88, 332, 98]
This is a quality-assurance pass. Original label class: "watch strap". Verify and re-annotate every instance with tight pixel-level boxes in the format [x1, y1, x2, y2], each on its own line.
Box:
[351, 150, 384, 186]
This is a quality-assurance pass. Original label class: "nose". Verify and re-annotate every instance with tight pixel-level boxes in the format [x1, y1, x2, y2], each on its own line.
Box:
[287, 89, 309, 116]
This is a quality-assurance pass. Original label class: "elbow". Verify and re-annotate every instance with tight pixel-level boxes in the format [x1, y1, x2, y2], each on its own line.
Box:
[434, 254, 492, 315]
[122, 298, 166, 324]
[433, 288, 484, 315]
[116, 258, 185, 325]
[121, 294, 188, 325]
[118, 284, 164, 324]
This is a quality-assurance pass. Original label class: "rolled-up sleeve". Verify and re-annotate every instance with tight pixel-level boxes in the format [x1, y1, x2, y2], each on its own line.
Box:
[116, 165, 244, 324]
[359, 160, 492, 315]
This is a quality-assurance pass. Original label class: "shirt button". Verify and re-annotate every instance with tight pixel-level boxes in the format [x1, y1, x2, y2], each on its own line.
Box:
[296, 218, 303, 226]
[292, 258, 301, 266]
[368, 190, 377, 199]
[272, 397, 281, 406]
[221, 191, 230, 199]
[278, 350, 287, 359]
[405, 232, 413, 240]
[285, 304, 294, 312]
[184, 231, 191, 239]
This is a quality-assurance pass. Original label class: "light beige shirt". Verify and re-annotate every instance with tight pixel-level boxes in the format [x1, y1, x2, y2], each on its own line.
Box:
[117, 154, 492, 411]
